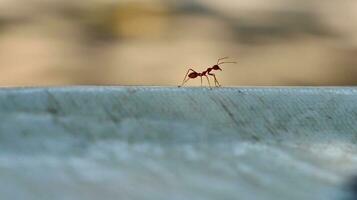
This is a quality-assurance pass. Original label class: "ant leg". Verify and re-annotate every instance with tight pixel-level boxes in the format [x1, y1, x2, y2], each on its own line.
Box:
[208, 73, 217, 87]
[215, 77, 221, 87]
[200, 76, 203, 86]
[208, 73, 221, 87]
[204, 75, 212, 89]
[181, 77, 190, 87]
[179, 69, 190, 87]
[179, 69, 196, 87]
[214, 77, 221, 87]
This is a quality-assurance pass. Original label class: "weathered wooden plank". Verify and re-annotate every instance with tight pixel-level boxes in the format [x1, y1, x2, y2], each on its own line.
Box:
[0, 87, 356, 200]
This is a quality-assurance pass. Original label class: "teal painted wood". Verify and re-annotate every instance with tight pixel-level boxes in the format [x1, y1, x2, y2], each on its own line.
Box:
[0, 87, 356, 144]
[0, 87, 356, 200]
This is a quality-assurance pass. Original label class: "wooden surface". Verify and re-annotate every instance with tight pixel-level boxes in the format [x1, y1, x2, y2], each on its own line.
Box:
[0, 86, 356, 200]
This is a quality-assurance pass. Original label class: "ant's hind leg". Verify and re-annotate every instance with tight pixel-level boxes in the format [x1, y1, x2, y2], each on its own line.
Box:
[179, 77, 190, 87]
[179, 69, 195, 87]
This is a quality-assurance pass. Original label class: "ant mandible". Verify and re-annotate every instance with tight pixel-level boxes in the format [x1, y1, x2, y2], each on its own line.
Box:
[178, 57, 236, 88]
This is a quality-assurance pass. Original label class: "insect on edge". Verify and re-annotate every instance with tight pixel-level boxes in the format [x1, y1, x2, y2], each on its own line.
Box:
[178, 57, 236, 89]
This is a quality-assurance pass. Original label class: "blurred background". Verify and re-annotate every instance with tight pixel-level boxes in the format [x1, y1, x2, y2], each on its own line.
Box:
[0, 0, 357, 86]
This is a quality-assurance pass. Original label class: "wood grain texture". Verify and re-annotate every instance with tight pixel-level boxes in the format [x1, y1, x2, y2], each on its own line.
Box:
[0, 86, 356, 200]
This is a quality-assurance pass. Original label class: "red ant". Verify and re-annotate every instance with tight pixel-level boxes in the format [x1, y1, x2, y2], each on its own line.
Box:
[178, 57, 236, 88]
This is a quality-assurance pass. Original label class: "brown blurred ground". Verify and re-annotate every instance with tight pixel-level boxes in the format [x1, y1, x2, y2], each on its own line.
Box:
[0, 0, 357, 86]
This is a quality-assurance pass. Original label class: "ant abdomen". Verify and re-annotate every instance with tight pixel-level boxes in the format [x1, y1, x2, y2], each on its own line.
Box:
[188, 72, 198, 78]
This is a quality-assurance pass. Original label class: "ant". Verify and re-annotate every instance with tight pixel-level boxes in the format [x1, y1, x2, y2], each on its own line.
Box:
[178, 57, 236, 88]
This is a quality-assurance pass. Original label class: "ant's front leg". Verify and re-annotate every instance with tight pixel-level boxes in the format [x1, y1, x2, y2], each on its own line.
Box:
[208, 73, 221, 87]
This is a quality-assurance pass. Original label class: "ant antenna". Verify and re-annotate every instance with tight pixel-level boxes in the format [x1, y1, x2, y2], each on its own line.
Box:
[218, 61, 237, 65]
[217, 57, 229, 64]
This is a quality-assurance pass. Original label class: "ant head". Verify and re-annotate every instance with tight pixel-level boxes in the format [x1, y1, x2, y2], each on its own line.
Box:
[212, 65, 222, 71]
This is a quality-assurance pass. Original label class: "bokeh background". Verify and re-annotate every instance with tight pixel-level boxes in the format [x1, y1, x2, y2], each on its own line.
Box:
[0, 0, 357, 86]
